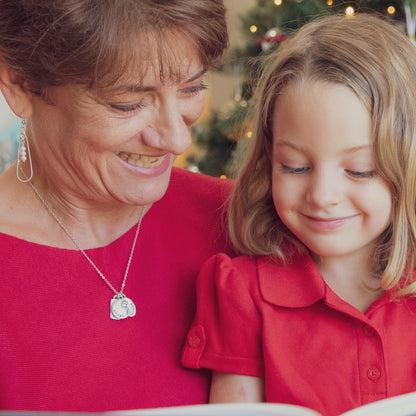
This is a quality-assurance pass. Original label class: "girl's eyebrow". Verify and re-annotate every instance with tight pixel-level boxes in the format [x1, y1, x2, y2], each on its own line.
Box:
[344, 145, 372, 154]
[273, 139, 304, 152]
[274, 139, 372, 154]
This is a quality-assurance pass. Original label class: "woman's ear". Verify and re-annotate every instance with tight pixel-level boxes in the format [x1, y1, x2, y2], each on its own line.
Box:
[0, 59, 33, 118]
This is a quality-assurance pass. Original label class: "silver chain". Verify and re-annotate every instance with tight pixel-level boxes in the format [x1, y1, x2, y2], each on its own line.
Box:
[27, 179, 145, 297]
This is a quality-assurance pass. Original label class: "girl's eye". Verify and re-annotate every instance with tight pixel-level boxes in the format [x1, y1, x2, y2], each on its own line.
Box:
[110, 102, 145, 112]
[181, 82, 208, 96]
[280, 165, 310, 174]
[346, 169, 376, 179]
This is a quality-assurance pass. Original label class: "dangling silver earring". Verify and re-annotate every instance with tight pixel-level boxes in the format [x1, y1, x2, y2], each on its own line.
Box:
[16, 117, 33, 182]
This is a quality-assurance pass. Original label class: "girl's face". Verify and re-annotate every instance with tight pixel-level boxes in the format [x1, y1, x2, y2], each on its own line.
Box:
[271, 81, 392, 262]
[27, 39, 206, 208]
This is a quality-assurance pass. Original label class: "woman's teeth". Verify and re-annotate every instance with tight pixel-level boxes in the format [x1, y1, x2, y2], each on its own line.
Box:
[115, 151, 166, 168]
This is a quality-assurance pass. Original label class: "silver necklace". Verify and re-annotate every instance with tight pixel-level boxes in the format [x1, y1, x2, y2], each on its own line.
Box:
[27, 179, 145, 320]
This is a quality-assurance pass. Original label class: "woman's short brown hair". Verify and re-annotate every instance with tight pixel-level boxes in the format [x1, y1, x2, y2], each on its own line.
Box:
[0, 0, 228, 98]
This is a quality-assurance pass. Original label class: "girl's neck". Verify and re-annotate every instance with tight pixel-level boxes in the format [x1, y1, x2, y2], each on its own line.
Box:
[311, 250, 384, 313]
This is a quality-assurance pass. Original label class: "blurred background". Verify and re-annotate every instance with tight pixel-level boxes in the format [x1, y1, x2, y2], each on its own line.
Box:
[0, 0, 413, 177]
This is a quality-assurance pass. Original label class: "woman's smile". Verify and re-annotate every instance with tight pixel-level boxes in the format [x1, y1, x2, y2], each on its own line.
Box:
[113, 151, 171, 177]
[114, 151, 168, 168]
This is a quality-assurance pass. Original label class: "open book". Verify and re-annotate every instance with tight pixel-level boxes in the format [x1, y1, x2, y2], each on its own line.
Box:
[1, 392, 416, 416]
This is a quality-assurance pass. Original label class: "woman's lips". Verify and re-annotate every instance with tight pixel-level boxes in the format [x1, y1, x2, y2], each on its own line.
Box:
[115, 151, 167, 168]
[114, 151, 171, 177]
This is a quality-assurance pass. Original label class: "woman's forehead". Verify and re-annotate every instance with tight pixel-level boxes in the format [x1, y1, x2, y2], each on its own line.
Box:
[115, 58, 204, 90]
[100, 31, 204, 88]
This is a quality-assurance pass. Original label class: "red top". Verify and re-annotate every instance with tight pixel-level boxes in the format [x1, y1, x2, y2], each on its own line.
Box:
[181, 251, 416, 416]
[0, 168, 234, 412]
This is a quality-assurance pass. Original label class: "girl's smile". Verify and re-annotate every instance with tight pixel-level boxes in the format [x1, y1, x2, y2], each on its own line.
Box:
[301, 213, 360, 232]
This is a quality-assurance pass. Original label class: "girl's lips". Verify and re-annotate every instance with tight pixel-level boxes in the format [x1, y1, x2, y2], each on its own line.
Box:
[114, 151, 171, 177]
[302, 214, 358, 231]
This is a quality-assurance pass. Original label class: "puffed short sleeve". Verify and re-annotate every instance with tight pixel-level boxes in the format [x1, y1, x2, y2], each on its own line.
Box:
[181, 253, 263, 377]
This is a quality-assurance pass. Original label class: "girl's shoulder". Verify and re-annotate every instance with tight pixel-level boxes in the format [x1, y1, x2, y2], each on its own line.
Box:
[196, 251, 293, 294]
[198, 249, 325, 308]
[203, 245, 311, 278]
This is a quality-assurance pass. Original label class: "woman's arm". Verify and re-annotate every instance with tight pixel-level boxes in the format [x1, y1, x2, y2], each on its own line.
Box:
[209, 371, 265, 403]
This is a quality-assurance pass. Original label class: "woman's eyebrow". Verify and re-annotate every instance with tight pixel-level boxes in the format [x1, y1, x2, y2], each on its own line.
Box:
[186, 68, 208, 82]
[110, 68, 208, 95]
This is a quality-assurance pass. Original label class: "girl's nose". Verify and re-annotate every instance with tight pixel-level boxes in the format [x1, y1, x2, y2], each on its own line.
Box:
[306, 170, 342, 208]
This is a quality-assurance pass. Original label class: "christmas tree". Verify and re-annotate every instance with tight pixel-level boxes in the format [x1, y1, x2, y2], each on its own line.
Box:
[189, 0, 410, 178]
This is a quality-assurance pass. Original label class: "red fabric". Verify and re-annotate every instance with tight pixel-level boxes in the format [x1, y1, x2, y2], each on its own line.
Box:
[0, 168, 234, 412]
[181, 251, 416, 416]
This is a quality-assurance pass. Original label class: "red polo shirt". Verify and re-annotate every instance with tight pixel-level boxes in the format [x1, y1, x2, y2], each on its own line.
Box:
[181, 251, 416, 416]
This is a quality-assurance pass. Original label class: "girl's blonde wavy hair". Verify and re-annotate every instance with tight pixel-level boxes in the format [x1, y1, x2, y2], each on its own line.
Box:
[229, 13, 416, 296]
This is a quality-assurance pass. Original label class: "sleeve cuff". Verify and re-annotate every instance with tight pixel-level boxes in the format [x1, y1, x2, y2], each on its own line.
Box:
[181, 324, 207, 369]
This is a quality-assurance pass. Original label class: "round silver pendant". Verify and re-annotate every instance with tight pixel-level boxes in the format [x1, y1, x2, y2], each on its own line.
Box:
[110, 295, 136, 320]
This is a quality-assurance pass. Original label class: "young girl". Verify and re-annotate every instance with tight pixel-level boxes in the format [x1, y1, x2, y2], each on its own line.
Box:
[181, 13, 416, 416]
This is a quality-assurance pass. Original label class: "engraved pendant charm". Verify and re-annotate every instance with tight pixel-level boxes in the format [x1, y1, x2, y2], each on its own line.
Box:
[110, 294, 136, 320]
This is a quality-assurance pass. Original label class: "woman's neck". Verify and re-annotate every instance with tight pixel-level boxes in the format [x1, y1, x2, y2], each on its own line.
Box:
[0, 163, 149, 249]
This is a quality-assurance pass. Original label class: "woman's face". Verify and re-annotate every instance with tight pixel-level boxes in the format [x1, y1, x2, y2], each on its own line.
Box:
[27, 43, 207, 207]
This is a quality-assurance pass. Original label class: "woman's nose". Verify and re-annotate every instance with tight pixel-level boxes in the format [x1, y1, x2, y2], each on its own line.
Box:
[141, 105, 193, 155]
[306, 170, 342, 208]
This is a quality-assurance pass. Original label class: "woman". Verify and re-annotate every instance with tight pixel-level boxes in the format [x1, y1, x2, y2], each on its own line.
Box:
[0, 0, 231, 412]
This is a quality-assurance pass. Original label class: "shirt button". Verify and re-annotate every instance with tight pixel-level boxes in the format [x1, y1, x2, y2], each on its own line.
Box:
[187, 335, 201, 348]
[362, 325, 375, 337]
[367, 367, 381, 381]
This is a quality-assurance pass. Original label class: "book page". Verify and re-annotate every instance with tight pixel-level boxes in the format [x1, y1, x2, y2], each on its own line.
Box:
[0, 403, 321, 416]
[107, 402, 320, 416]
[341, 392, 416, 416]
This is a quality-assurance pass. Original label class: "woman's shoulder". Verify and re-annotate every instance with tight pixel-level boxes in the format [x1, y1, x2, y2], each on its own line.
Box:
[168, 167, 233, 198]
[153, 168, 234, 222]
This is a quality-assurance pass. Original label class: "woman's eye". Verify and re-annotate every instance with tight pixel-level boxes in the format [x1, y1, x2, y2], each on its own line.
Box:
[346, 169, 376, 179]
[181, 82, 208, 96]
[280, 165, 309, 174]
[110, 102, 144, 112]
